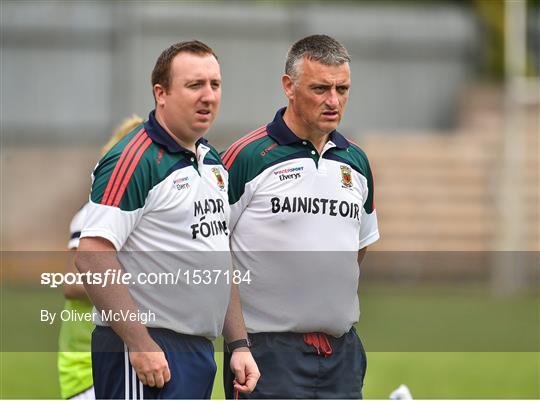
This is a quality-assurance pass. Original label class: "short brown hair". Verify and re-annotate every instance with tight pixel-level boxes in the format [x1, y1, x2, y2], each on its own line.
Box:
[151, 40, 218, 93]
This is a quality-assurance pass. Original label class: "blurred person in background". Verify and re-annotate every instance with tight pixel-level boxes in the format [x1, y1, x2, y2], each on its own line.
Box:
[75, 40, 258, 399]
[222, 34, 379, 399]
[58, 115, 143, 400]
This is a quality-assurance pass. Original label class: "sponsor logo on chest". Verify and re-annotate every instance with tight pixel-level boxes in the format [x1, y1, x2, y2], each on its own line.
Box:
[273, 166, 304, 181]
[173, 176, 190, 190]
[191, 198, 229, 239]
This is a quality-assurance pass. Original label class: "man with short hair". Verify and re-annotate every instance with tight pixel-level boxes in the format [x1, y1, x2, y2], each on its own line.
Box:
[76, 41, 259, 399]
[223, 34, 379, 398]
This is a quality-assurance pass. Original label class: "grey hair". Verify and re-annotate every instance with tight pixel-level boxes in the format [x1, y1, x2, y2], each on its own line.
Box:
[285, 34, 351, 82]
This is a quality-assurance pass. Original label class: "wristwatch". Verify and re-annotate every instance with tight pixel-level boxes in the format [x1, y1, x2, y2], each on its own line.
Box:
[226, 338, 252, 352]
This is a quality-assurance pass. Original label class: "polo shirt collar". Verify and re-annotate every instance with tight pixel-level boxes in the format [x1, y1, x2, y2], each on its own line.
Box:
[144, 110, 208, 154]
[266, 107, 350, 150]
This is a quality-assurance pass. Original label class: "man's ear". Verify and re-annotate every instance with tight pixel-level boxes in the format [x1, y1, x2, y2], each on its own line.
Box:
[153, 84, 167, 107]
[282, 75, 295, 101]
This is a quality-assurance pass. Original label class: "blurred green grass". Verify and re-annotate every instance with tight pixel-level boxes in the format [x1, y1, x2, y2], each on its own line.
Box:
[2, 351, 538, 399]
[1, 284, 538, 399]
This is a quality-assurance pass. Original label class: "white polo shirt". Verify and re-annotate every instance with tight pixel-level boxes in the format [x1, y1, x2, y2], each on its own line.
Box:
[81, 111, 231, 340]
[223, 107, 379, 336]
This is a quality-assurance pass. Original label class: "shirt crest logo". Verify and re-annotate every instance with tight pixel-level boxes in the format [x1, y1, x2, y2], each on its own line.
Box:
[340, 165, 353, 188]
[211, 167, 225, 191]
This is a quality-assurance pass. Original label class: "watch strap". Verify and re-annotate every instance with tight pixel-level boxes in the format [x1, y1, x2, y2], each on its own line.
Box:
[226, 338, 251, 352]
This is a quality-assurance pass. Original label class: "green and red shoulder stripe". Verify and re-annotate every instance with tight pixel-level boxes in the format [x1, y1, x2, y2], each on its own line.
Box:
[90, 126, 162, 211]
[101, 128, 153, 207]
[222, 126, 268, 170]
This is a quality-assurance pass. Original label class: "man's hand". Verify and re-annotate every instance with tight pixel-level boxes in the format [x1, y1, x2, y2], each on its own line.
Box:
[129, 340, 171, 388]
[229, 349, 260, 394]
[77, 237, 172, 389]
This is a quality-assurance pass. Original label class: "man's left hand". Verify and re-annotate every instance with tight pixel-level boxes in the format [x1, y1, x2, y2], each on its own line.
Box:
[229, 348, 260, 394]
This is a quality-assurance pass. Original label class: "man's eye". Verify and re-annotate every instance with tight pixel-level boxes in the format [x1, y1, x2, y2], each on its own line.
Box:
[337, 87, 349, 94]
[313, 87, 325, 93]
[211, 82, 221, 89]
[188, 83, 202, 89]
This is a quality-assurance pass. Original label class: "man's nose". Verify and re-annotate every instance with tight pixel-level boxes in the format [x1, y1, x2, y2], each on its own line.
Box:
[325, 89, 339, 108]
[201, 84, 218, 103]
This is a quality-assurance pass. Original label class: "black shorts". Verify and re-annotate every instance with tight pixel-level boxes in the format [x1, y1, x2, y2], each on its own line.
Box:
[224, 327, 367, 399]
[92, 326, 216, 399]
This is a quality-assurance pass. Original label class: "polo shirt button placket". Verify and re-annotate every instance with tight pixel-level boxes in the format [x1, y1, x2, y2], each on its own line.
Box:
[310, 149, 319, 167]
[189, 156, 201, 176]
[317, 149, 329, 175]
[302, 140, 320, 168]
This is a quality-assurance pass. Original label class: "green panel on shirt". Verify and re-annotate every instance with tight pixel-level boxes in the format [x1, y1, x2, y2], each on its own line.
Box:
[90, 126, 196, 212]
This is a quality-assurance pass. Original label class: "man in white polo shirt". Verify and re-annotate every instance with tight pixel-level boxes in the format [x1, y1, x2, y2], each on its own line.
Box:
[75, 41, 259, 399]
[223, 34, 379, 398]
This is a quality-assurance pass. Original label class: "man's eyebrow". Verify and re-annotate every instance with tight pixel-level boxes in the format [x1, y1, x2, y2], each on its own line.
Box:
[309, 83, 350, 89]
[185, 78, 221, 83]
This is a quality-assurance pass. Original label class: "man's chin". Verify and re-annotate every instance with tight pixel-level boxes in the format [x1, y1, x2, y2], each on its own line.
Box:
[318, 122, 339, 134]
[173, 126, 209, 144]
[190, 125, 211, 137]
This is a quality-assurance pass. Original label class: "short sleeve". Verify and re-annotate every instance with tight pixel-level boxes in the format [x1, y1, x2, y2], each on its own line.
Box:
[67, 203, 90, 249]
[354, 146, 379, 249]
